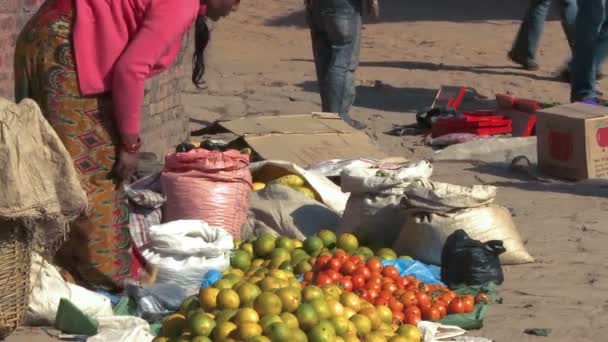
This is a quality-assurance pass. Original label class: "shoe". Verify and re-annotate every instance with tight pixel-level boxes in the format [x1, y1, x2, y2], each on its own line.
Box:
[572, 97, 607, 106]
[343, 117, 367, 130]
[508, 50, 539, 71]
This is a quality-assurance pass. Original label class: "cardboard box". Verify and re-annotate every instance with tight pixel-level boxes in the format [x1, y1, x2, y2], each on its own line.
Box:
[536, 103, 608, 180]
[202, 113, 387, 167]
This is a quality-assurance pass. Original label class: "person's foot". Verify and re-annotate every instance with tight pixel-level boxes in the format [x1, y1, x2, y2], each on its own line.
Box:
[571, 97, 608, 105]
[343, 117, 368, 130]
[508, 50, 539, 71]
[556, 68, 604, 83]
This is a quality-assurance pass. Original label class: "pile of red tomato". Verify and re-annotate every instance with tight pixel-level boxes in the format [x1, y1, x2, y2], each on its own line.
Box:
[301, 251, 490, 324]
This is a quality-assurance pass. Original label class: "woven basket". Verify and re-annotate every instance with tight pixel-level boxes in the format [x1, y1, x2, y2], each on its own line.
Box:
[0, 224, 31, 339]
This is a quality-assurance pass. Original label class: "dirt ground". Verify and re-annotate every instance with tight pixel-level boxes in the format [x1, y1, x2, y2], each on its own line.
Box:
[7, 0, 608, 341]
[183, 1, 608, 341]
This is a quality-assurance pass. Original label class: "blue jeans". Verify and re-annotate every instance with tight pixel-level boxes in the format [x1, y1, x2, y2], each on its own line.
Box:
[512, 0, 577, 65]
[307, 0, 362, 120]
[571, 0, 608, 100]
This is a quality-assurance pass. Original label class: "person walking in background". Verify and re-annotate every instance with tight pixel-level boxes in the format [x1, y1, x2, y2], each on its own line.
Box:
[570, 0, 608, 103]
[14, 0, 240, 291]
[509, 0, 577, 72]
[305, 0, 379, 129]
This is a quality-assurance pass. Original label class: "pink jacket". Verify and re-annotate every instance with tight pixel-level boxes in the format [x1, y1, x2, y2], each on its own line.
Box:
[73, 0, 199, 136]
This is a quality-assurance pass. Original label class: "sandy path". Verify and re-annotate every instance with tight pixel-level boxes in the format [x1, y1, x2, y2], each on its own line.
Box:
[7, 1, 607, 341]
[183, 1, 608, 341]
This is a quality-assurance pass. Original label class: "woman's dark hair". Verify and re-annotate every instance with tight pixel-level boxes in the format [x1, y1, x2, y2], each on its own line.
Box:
[192, 15, 210, 88]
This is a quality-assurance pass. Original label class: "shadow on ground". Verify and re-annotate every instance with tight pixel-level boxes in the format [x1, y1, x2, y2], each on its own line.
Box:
[359, 61, 562, 82]
[465, 163, 608, 198]
[266, 0, 553, 27]
[296, 80, 437, 113]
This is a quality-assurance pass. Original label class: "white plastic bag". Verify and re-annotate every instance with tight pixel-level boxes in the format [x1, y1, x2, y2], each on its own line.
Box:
[88, 316, 154, 342]
[26, 253, 114, 326]
[250, 160, 349, 214]
[306, 157, 409, 178]
[141, 220, 233, 296]
[419, 321, 467, 341]
[338, 161, 433, 244]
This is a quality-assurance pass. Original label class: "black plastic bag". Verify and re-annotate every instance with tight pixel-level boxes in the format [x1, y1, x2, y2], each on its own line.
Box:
[416, 106, 460, 129]
[441, 229, 506, 286]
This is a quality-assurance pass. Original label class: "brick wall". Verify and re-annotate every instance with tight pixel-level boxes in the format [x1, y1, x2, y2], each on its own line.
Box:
[0, 0, 189, 157]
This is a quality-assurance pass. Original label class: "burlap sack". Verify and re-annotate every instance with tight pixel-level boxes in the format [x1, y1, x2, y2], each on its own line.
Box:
[0, 97, 87, 253]
[394, 205, 534, 265]
[242, 184, 340, 240]
[337, 161, 433, 245]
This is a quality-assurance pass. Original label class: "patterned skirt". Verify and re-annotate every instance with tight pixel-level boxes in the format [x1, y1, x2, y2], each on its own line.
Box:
[14, 0, 133, 291]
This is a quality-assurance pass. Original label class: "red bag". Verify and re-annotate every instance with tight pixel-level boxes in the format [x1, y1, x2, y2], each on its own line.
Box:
[161, 149, 252, 239]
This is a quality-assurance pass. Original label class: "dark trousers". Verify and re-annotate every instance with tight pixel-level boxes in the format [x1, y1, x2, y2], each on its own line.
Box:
[307, 0, 362, 120]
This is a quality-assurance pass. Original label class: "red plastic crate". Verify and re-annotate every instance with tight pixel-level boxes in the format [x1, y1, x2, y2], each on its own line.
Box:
[432, 124, 512, 137]
[495, 93, 538, 137]
[431, 111, 512, 137]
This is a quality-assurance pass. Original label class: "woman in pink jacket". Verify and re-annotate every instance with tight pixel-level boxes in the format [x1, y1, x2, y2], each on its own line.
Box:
[14, 0, 239, 291]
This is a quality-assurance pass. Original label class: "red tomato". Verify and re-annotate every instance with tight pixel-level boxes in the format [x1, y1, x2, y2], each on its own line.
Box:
[405, 305, 421, 317]
[406, 278, 421, 291]
[392, 311, 405, 324]
[341, 260, 357, 275]
[378, 291, 392, 301]
[395, 277, 408, 289]
[436, 303, 447, 319]
[368, 288, 380, 300]
[315, 274, 332, 286]
[334, 250, 348, 263]
[416, 292, 431, 307]
[304, 271, 314, 282]
[475, 293, 490, 305]
[434, 299, 447, 308]
[314, 255, 331, 271]
[368, 275, 383, 286]
[382, 282, 398, 294]
[367, 258, 383, 274]
[349, 255, 363, 265]
[400, 290, 417, 307]
[300, 281, 307, 287]
[381, 277, 395, 285]
[448, 298, 465, 314]
[339, 276, 353, 292]
[328, 258, 342, 271]
[418, 283, 429, 293]
[326, 269, 341, 282]
[352, 275, 366, 290]
[365, 282, 381, 293]
[404, 312, 421, 326]
[393, 289, 405, 298]
[441, 292, 455, 305]
[389, 298, 404, 313]
[375, 297, 389, 306]
[355, 265, 371, 280]
[422, 306, 441, 321]
[462, 295, 475, 313]
[356, 289, 371, 302]
[382, 265, 400, 280]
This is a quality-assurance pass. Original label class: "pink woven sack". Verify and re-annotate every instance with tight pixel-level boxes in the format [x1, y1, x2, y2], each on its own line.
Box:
[161, 149, 252, 239]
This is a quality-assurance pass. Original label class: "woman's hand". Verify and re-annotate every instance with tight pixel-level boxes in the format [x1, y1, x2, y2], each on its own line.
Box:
[114, 150, 139, 183]
[113, 135, 140, 183]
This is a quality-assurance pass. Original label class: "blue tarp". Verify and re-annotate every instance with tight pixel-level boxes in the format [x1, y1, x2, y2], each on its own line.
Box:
[382, 259, 444, 286]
